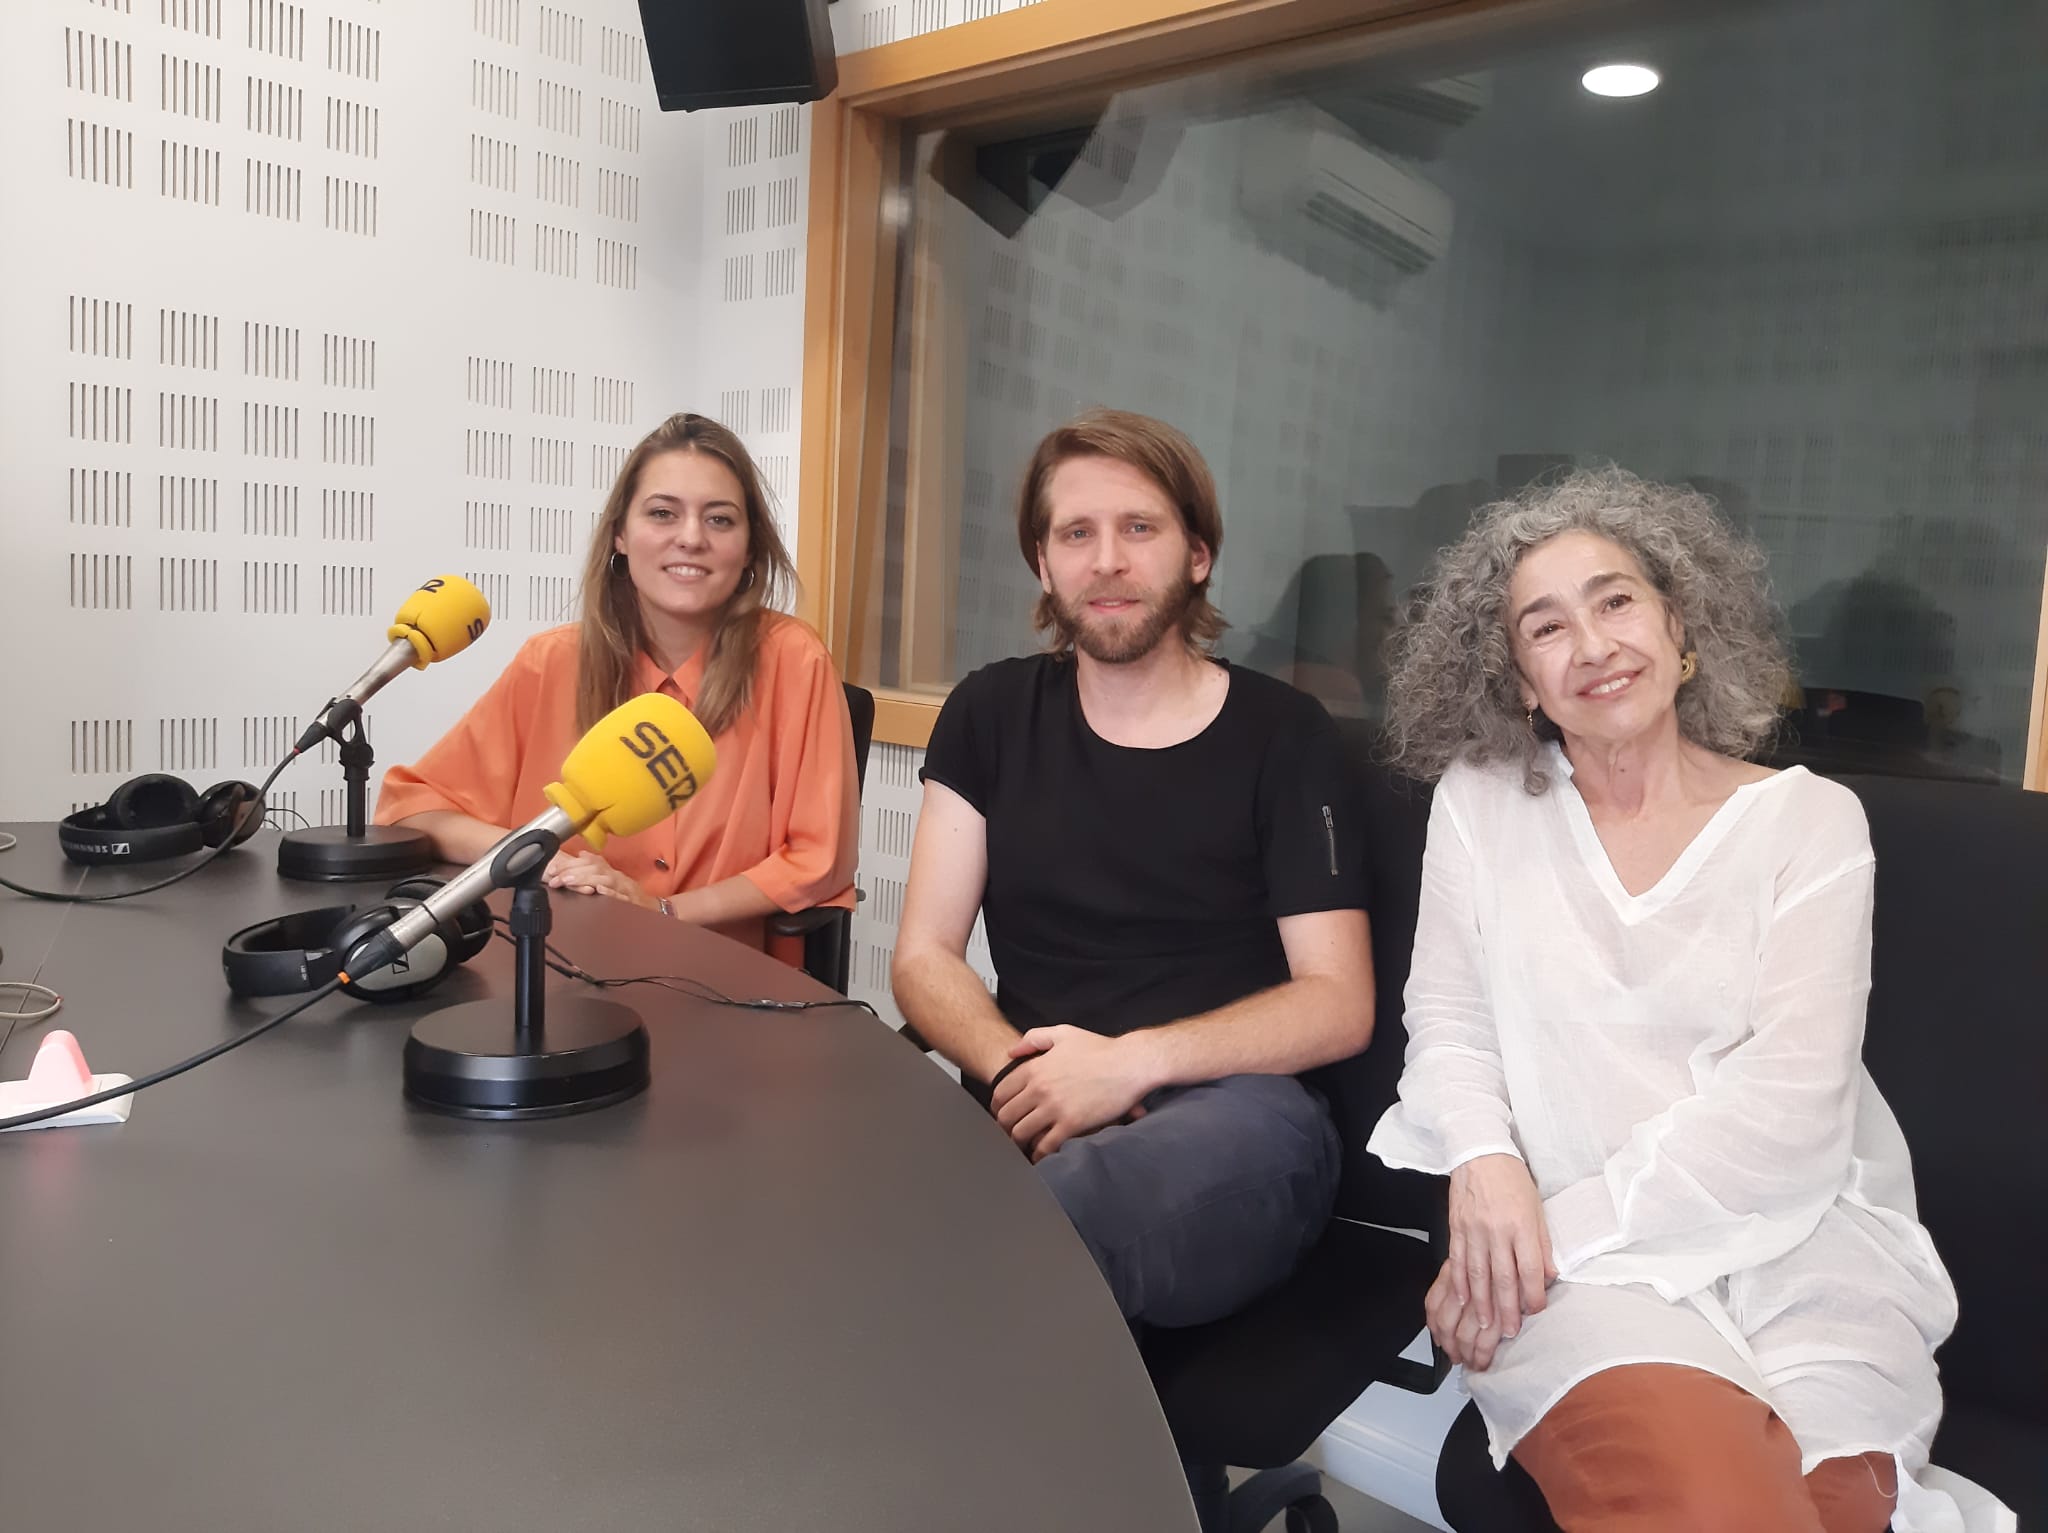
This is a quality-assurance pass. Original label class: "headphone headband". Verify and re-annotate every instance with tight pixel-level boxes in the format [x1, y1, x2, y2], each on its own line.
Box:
[220, 905, 357, 997]
[61, 774, 264, 867]
[60, 804, 207, 866]
[221, 880, 493, 1006]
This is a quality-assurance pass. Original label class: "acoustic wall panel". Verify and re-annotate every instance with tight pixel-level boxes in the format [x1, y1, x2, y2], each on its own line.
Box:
[0, 1, 702, 830]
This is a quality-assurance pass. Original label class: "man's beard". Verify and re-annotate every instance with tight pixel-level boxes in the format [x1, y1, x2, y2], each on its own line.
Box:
[1052, 571, 1196, 665]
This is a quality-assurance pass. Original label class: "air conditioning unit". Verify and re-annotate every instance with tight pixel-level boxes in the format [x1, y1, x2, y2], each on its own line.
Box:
[1312, 73, 1492, 161]
[1238, 105, 1454, 282]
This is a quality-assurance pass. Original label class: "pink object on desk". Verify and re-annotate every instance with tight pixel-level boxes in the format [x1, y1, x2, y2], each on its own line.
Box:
[26, 1031, 95, 1095]
[0, 1029, 134, 1132]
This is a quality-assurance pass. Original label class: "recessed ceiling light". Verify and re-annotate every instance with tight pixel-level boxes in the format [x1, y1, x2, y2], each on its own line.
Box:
[1581, 63, 1660, 98]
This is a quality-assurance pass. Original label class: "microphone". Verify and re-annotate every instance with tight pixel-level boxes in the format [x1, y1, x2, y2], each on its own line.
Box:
[339, 693, 717, 984]
[296, 575, 492, 751]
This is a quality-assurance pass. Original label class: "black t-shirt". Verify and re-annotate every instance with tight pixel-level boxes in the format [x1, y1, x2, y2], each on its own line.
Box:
[919, 654, 1370, 1038]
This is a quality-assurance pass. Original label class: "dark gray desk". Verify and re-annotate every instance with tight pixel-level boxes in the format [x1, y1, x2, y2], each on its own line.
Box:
[0, 827, 1196, 1532]
[0, 824, 88, 1055]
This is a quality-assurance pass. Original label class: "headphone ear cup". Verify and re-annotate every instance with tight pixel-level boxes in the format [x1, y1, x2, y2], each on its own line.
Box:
[447, 897, 495, 963]
[384, 878, 494, 966]
[196, 781, 265, 848]
[110, 773, 202, 830]
[331, 900, 452, 1005]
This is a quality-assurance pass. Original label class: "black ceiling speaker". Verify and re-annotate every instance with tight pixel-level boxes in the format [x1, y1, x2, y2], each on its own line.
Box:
[637, 0, 838, 112]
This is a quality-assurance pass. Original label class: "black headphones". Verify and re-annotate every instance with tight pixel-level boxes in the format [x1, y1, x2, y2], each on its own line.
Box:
[60, 773, 265, 867]
[221, 877, 494, 1005]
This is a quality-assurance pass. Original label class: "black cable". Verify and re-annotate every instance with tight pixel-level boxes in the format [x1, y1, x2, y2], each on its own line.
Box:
[0, 921, 873, 1135]
[488, 917, 880, 1020]
[0, 978, 343, 1134]
[264, 805, 313, 832]
[0, 750, 300, 905]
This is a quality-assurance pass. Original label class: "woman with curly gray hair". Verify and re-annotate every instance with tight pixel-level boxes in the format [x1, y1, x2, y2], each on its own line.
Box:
[1368, 469, 1991, 1531]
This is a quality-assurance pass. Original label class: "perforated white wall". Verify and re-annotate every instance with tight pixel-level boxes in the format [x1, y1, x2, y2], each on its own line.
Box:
[0, 0, 703, 829]
[693, 99, 807, 519]
[846, 739, 997, 1034]
[828, 0, 1051, 55]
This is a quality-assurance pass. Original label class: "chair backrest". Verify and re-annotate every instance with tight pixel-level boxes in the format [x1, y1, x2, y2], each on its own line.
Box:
[1307, 720, 1444, 1238]
[1834, 772, 2048, 1422]
[787, 683, 874, 997]
[844, 683, 875, 797]
[1301, 740, 2047, 1424]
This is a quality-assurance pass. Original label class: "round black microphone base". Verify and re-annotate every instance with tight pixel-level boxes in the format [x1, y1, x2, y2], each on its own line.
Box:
[278, 825, 435, 883]
[402, 997, 650, 1120]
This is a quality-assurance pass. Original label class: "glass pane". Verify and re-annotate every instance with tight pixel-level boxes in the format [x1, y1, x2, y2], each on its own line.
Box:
[870, 0, 2048, 784]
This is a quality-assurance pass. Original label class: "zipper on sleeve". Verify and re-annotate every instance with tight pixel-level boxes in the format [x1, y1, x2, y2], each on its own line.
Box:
[1321, 804, 1338, 876]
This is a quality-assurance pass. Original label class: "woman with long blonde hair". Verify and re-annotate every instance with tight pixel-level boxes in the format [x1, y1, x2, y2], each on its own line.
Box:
[377, 413, 858, 962]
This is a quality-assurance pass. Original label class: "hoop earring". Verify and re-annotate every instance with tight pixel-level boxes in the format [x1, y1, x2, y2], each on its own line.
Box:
[737, 566, 757, 595]
[609, 551, 628, 577]
[1678, 650, 1698, 684]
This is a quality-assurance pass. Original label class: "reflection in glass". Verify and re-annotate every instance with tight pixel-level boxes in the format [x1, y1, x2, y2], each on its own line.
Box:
[869, 0, 2048, 784]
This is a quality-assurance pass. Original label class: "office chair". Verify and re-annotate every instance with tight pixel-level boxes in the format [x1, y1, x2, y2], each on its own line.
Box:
[770, 682, 874, 994]
[1151, 749, 1448, 1533]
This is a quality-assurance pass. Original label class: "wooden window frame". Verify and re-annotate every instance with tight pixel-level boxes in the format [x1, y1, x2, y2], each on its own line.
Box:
[798, 0, 1514, 748]
[2031, 561, 2048, 790]
[799, 0, 2048, 789]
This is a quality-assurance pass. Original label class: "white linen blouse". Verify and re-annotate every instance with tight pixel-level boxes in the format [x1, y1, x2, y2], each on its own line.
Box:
[1368, 747, 2011, 1532]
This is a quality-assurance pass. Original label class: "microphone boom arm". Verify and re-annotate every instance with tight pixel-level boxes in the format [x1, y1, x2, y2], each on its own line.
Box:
[295, 637, 420, 752]
[340, 816, 568, 983]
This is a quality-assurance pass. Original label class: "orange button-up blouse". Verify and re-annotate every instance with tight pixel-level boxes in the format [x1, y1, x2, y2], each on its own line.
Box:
[374, 616, 858, 963]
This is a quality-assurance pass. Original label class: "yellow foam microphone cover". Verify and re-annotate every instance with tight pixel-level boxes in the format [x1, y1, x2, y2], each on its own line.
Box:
[542, 694, 717, 850]
[388, 575, 492, 669]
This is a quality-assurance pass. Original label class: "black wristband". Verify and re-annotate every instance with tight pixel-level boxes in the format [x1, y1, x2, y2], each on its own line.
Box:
[988, 1056, 1028, 1093]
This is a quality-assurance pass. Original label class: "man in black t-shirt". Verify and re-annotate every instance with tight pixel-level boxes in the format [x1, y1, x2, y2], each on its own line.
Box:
[893, 408, 1376, 1329]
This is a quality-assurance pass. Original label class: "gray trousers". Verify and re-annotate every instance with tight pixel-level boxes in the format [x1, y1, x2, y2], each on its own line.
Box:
[1033, 1073, 1341, 1330]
